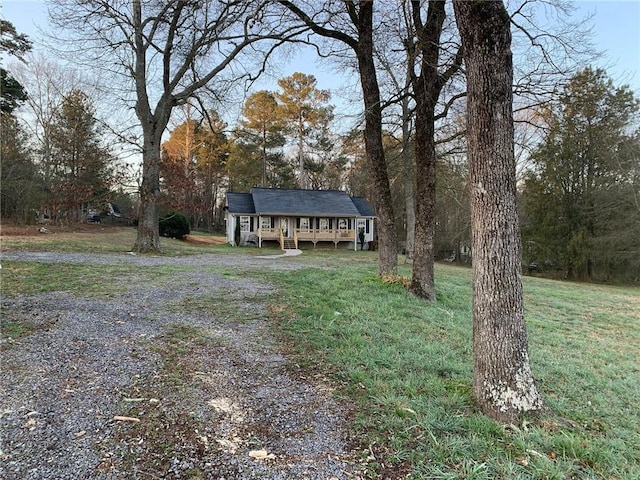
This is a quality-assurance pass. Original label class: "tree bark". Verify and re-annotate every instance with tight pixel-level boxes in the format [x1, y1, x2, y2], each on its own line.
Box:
[409, 0, 446, 300]
[453, 0, 543, 423]
[355, 2, 398, 276]
[277, 0, 398, 276]
[402, 91, 415, 263]
[134, 126, 163, 252]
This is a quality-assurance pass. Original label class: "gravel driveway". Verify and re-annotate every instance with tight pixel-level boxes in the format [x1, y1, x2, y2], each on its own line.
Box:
[0, 252, 365, 479]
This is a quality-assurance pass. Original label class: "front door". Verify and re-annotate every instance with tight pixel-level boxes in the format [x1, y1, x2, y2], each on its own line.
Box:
[280, 217, 290, 237]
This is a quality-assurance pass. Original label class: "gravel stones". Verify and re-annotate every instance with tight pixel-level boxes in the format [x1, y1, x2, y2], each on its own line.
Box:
[0, 252, 364, 479]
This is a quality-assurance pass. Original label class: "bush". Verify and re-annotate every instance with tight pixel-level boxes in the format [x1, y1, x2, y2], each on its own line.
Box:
[159, 212, 190, 239]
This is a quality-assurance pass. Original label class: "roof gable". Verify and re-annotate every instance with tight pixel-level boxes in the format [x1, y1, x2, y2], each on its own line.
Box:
[351, 197, 376, 217]
[226, 192, 255, 214]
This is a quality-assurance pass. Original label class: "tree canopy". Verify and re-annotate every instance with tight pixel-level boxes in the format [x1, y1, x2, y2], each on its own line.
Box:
[0, 20, 32, 113]
[523, 67, 640, 282]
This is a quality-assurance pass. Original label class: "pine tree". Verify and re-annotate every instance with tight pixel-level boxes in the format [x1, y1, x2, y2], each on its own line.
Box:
[275, 73, 333, 189]
[237, 90, 286, 187]
[48, 89, 113, 222]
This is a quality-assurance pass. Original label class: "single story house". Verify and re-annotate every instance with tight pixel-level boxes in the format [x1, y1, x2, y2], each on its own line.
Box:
[224, 187, 376, 250]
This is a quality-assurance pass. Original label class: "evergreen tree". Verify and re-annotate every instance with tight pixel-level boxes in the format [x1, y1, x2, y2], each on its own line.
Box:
[226, 142, 263, 192]
[0, 68, 28, 114]
[237, 90, 286, 187]
[47, 89, 113, 222]
[0, 113, 42, 222]
[0, 20, 32, 114]
[523, 68, 640, 282]
[275, 72, 333, 189]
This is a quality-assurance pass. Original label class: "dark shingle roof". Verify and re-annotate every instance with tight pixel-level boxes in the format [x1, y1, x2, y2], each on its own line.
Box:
[351, 197, 376, 217]
[251, 188, 362, 216]
[226, 188, 376, 217]
[226, 192, 255, 214]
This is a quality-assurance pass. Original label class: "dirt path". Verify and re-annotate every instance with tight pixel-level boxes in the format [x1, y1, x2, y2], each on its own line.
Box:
[0, 252, 366, 479]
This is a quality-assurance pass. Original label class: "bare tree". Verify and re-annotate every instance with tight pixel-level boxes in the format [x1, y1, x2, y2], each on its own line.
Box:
[48, 0, 303, 252]
[453, 0, 543, 423]
[278, 0, 398, 276]
[407, 0, 464, 300]
[369, 5, 416, 263]
[13, 53, 87, 217]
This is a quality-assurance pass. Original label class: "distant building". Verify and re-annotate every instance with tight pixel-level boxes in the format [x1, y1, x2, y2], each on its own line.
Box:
[225, 188, 376, 250]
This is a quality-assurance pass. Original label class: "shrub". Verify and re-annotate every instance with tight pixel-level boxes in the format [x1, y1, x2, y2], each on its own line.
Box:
[159, 212, 190, 239]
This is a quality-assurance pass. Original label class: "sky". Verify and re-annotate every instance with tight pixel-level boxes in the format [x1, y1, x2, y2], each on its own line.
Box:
[2, 0, 639, 114]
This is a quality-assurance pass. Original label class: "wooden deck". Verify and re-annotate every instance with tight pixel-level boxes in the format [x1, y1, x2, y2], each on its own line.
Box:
[258, 228, 356, 248]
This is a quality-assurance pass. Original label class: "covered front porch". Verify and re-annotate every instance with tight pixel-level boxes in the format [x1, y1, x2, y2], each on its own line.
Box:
[257, 216, 360, 249]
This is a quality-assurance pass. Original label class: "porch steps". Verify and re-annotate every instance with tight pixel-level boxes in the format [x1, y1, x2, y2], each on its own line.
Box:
[282, 239, 296, 250]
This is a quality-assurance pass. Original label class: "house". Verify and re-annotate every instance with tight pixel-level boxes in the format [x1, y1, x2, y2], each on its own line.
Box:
[224, 187, 376, 250]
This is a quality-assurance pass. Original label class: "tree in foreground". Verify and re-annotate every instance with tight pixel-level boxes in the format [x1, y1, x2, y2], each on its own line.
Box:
[279, 0, 398, 276]
[453, 0, 543, 423]
[407, 0, 463, 300]
[50, 0, 300, 252]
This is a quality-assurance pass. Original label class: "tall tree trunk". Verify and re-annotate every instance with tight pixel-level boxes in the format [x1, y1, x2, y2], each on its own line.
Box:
[261, 128, 268, 187]
[131, 0, 161, 253]
[410, 79, 437, 299]
[402, 88, 416, 263]
[453, 0, 543, 423]
[298, 119, 306, 189]
[134, 126, 162, 252]
[409, 0, 446, 300]
[356, 2, 397, 276]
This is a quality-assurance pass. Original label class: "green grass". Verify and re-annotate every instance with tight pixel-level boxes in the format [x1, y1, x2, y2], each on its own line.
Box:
[2, 230, 638, 478]
[0, 260, 194, 297]
[271, 263, 640, 479]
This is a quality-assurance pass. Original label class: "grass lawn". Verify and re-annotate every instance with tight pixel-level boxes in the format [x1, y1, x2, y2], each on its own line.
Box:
[272, 262, 639, 479]
[2, 227, 638, 479]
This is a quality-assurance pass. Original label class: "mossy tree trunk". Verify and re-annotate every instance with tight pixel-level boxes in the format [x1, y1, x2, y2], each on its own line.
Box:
[453, 0, 543, 423]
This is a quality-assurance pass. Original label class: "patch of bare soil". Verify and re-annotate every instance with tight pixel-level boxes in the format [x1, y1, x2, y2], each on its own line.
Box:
[0, 222, 126, 239]
[184, 234, 227, 246]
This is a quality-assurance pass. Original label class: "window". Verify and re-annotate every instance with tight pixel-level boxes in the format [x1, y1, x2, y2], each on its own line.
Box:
[260, 216, 271, 229]
[240, 216, 251, 232]
[338, 218, 348, 230]
[299, 217, 310, 231]
[319, 218, 329, 230]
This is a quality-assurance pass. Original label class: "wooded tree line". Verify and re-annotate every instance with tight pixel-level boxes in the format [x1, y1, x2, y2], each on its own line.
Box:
[2, 1, 638, 424]
[5, 40, 637, 283]
[1, 22, 124, 224]
[522, 68, 640, 284]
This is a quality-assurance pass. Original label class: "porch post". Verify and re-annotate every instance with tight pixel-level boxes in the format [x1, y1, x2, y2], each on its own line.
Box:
[258, 215, 262, 248]
[354, 218, 357, 251]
